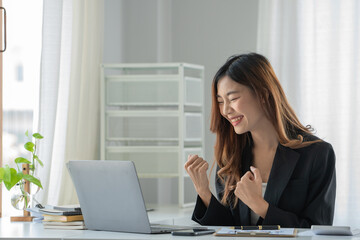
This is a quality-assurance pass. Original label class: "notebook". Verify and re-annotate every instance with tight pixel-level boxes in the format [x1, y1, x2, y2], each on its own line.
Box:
[67, 160, 194, 234]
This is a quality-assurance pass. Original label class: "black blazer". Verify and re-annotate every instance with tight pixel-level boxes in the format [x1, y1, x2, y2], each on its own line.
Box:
[192, 137, 336, 228]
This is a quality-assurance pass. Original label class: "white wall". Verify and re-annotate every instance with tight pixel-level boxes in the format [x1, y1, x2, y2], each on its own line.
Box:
[103, 0, 259, 205]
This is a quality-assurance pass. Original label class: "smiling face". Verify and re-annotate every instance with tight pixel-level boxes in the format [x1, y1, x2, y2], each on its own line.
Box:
[216, 75, 266, 135]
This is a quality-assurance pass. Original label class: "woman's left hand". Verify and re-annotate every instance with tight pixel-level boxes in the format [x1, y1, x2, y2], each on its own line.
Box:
[234, 166, 269, 218]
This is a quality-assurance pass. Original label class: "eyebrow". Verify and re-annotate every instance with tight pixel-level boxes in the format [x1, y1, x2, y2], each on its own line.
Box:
[216, 91, 240, 98]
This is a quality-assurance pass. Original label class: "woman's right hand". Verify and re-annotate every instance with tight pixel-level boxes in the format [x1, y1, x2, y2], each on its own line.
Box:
[184, 154, 212, 207]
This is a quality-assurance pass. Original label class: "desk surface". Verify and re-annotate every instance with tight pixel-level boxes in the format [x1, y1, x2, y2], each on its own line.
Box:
[0, 206, 357, 239]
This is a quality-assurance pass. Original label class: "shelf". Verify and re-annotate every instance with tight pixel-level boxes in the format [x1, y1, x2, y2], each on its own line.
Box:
[106, 113, 202, 141]
[106, 110, 179, 117]
[106, 150, 179, 177]
[102, 62, 204, 70]
[106, 146, 179, 153]
[184, 104, 203, 110]
[105, 104, 203, 111]
[105, 138, 203, 145]
[101, 63, 204, 207]
[106, 109, 202, 116]
[138, 173, 179, 178]
[184, 76, 202, 82]
[107, 102, 179, 107]
[106, 74, 179, 82]
[185, 77, 203, 106]
[106, 137, 179, 142]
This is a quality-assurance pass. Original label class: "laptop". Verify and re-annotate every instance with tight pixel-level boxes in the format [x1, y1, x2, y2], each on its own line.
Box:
[67, 160, 194, 234]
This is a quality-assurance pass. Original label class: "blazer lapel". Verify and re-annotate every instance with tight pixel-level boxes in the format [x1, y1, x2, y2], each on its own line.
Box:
[238, 200, 250, 225]
[264, 144, 300, 206]
[238, 148, 252, 225]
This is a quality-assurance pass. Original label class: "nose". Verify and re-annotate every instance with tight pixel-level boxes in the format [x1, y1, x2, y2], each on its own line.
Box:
[222, 101, 232, 115]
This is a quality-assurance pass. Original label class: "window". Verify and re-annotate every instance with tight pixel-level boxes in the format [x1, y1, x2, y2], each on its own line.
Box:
[2, 0, 43, 217]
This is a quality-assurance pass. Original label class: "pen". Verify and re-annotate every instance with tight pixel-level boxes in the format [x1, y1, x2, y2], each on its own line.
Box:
[239, 225, 280, 230]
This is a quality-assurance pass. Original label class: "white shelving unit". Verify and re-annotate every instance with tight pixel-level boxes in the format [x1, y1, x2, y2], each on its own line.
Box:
[100, 63, 205, 207]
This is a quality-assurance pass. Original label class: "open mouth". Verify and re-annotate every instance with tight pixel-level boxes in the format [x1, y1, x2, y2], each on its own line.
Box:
[230, 116, 243, 126]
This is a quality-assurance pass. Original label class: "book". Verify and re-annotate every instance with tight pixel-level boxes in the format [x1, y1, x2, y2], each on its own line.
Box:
[43, 220, 85, 226]
[43, 224, 86, 230]
[44, 204, 81, 212]
[42, 214, 84, 222]
[215, 227, 297, 237]
[43, 220, 86, 230]
[39, 208, 82, 216]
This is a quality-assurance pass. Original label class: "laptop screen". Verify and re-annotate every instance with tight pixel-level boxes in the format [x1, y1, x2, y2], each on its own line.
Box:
[67, 160, 152, 233]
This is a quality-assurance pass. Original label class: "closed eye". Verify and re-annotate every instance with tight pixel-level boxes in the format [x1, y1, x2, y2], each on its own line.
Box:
[230, 97, 239, 102]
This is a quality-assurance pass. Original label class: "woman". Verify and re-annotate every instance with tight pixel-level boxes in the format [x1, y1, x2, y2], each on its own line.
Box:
[185, 53, 336, 228]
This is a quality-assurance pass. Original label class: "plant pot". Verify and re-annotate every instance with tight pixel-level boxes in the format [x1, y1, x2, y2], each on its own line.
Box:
[10, 182, 30, 210]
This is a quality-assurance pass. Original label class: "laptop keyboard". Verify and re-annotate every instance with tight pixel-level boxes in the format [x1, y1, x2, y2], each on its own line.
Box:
[150, 224, 193, 232]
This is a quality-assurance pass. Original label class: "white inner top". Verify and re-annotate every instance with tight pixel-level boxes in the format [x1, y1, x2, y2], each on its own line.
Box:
[250, 183, 268, 225]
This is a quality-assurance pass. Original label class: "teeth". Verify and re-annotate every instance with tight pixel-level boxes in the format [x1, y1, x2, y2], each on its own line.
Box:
[231, 117, 242, 122]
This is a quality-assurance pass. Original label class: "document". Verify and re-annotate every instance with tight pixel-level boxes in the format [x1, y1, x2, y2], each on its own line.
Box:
[215, 227, 297, 237]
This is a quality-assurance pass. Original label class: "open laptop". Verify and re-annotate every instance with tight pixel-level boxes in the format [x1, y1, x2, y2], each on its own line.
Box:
[67, 160, 194, 234]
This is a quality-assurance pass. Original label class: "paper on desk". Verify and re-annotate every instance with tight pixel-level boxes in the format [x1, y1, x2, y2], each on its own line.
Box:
[215, 227, 296, 236]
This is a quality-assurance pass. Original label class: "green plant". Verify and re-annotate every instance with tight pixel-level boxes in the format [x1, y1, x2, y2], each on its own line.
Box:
[0, 131, 44, 207]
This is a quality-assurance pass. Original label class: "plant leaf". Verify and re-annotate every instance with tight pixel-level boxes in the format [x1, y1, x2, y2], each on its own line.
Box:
[0, 168, 4, 180]
[25, 130, 29, 137]
[3, 167, 22, 191]
[23, 174, 43, 189]
[33, 155, 44, 167]
[3, 165, 12, 183]
[14, 157, 31, 164]
[32, 133, 44, 139]
[24, 142, 35, 152]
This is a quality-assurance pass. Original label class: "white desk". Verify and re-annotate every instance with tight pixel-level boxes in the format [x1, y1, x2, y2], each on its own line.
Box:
[0, 206, 357, 239]
[0, 205, 197, 239]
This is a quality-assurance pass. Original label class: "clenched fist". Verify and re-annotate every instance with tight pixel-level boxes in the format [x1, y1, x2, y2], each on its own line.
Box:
[234, 166, 269, 218]
[184, 154, 212, 207]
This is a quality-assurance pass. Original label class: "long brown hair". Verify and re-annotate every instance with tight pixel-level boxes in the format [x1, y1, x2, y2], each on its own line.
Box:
[210, 53, 319, 207]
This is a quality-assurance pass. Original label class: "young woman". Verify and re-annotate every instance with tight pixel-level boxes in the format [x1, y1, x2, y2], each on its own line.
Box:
[185, 53, 336, 228]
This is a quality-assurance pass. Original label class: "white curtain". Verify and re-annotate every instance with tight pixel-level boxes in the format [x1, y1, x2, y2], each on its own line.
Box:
[37, 0, 104, 205]
[257, 0, 360, 227]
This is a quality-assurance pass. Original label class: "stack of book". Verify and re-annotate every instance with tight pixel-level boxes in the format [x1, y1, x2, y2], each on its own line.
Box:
[39, 205, 86, 230]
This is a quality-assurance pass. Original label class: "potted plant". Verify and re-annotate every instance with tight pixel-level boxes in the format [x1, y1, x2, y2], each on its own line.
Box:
[0, 131, 44, 211]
